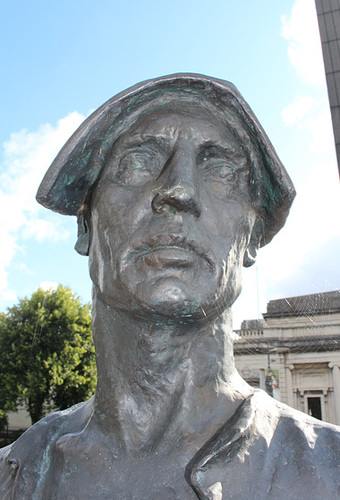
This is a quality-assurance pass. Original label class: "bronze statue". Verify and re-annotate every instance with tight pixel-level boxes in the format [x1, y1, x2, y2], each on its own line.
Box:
[1, 74, 339, 499]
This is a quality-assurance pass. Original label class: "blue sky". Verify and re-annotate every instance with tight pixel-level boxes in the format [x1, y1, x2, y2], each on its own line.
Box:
[1, 0, 339, 327]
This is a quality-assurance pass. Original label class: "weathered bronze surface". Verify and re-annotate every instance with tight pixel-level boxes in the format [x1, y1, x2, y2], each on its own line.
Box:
[1, 74, 339, 499]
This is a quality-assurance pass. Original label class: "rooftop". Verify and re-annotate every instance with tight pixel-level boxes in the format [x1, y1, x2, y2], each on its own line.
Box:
[263, 290, 340, 319]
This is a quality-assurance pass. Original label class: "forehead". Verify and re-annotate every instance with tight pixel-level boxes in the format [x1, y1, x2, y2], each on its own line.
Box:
[113, 102, 245, 149]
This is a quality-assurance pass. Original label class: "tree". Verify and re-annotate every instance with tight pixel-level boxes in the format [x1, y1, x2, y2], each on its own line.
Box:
[0, 409, 8, 433]
[0, 285, 96, 424]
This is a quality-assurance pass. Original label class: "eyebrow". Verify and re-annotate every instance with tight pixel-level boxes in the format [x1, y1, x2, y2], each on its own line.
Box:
[197, 141, 241, 158]
[114, 135, 246, 163]
[117, 134, 170, 152]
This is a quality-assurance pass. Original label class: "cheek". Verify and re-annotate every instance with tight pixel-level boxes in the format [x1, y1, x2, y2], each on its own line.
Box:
[209, 199, 255, 255]
[208, 202, 256, 295]
[215, 234, 249, 308]
[99, 184, 151, 231]
[88, 186, 151, 287]
[91, 186, 143, 244]
[88, 213, 114, 290]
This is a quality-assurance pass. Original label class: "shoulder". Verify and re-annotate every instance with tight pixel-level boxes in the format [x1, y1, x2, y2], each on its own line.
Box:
[251, 389, 340, 453]
[188, 390, 340, 499]
[251, 390, 340, 496]
[254, 388, 340, 433]
[0, 399, 92, 499]
[0, 445, 14, 500]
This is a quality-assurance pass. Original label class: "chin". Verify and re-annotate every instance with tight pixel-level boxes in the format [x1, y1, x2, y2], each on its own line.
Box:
[125, 278, 225, 322]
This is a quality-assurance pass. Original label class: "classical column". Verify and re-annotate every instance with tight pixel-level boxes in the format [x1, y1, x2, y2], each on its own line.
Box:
[329, 363, 340, 425]
[285, 364, 294, 408]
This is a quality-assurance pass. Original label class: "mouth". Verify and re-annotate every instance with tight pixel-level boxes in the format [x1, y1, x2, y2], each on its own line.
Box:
[124, 234, 215, 272]
[143, 247, 196, 269]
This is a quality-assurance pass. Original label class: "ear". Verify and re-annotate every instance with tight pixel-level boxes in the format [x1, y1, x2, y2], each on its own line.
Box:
[74, 207, 91, 256]
[243, 218, 263, 268]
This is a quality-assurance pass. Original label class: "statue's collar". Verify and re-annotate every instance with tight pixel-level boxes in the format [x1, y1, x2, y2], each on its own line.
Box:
[185, 394, 256, 499]
[6, 392, 276, 499]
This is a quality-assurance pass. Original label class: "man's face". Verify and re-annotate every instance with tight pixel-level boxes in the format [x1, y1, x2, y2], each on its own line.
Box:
[88, 103, 257, 322]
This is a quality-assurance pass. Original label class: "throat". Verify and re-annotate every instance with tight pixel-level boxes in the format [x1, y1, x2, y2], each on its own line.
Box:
[90, 291, 249, 454]
[95, 331, 194, 453]
[116, 359, 190, 452]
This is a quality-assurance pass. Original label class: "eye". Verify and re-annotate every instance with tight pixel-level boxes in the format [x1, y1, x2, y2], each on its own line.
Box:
[114, 147, 164, 186]
[202, 160, 236, 181]
[199, 148, 249, 198]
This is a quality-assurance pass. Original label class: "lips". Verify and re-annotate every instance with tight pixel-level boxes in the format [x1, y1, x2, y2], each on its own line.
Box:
[124, 234, 215, 272]
[143, 246, 196, 269]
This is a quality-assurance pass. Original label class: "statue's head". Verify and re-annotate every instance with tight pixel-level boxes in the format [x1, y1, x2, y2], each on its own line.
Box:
[37, 74, 295, 323]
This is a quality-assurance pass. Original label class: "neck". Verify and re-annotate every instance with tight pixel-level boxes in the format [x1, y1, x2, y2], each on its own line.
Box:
[90, 288, 252, 454]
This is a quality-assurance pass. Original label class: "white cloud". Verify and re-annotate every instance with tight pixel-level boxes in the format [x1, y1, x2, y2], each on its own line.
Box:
[234, 153, 340, 327]
[282, 95, 335, 154]
[21, 218, 70, 242]
[15, 263, 34, 276]
[234, 0, 340, 328]
[0, 111, 85, 303]
[258, 158, 340, 279]
[259, 101, 340, 312]
[281, 0, 325, 86]
[282, 95, 315, 126]
[39, 281, 58, 292]
[0, 289, 18, 304]
[278, 0, 339, 273]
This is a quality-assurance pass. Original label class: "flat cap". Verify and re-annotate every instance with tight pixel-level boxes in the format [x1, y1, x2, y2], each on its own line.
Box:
[36, 73, 295, 245]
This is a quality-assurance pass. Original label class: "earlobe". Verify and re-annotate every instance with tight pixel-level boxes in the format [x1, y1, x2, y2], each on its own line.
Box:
[243, 219, 263, 268]
[75, 208, 91, 256]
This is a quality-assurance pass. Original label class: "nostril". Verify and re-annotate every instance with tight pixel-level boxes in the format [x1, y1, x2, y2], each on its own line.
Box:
[151, 186, 201, 218]
[151, 197, 177, 217]
[151, 193, 168, 213]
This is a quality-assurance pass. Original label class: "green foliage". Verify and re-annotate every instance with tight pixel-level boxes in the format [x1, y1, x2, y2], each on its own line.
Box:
[0, 409, 8, 433]
[0, 285, 96, 424]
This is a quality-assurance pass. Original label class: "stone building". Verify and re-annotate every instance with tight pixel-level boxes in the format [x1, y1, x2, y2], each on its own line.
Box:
[234, 290, 340, 426]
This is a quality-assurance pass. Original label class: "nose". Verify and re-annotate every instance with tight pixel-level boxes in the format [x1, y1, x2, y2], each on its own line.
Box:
[151, 144, 201, 219]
